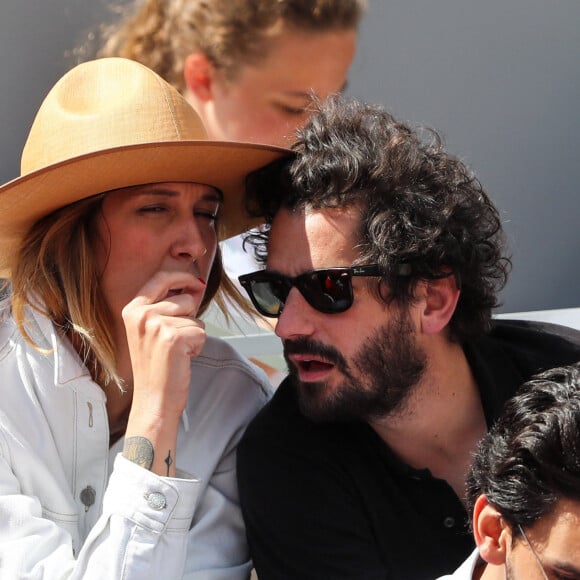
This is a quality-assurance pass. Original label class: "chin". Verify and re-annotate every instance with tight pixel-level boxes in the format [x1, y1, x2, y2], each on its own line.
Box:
[295, 380, 360, 423]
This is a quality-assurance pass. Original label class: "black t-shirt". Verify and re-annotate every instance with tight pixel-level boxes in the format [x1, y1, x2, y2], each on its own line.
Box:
[237, 320, 580, 579]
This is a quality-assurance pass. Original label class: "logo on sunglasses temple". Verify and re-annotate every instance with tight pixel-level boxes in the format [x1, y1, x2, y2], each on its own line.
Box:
[352, 265, 378, 276]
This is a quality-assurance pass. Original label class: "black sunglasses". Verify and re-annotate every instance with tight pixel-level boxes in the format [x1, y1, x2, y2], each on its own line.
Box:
[238, 265, 382, 317]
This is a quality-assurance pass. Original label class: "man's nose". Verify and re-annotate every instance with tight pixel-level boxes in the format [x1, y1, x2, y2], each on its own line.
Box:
[275, 287, 316, 340]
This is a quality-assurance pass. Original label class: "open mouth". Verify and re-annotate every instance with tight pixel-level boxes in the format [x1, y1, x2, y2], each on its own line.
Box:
[292, 357, 335, 376]
[302, 359, 333, 372]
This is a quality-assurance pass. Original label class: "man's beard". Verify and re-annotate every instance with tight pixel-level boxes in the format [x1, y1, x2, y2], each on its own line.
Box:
[283, 309, 427, 422]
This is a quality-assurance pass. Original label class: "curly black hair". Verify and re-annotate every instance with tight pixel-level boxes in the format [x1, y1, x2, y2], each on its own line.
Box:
[466, 363, 580, 536]
[245, 96, 511, 340]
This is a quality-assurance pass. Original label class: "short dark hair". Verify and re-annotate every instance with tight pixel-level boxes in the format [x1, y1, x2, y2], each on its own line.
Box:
[466, 363, 580, 536]
[245, 96, 510, 341]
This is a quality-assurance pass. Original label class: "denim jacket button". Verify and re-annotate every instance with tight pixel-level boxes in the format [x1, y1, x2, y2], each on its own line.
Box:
[80, 486, 96, 510]
[146, 491, 167, 510]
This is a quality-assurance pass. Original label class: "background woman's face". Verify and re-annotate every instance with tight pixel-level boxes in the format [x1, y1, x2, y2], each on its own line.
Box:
[197, 28, 357, 147]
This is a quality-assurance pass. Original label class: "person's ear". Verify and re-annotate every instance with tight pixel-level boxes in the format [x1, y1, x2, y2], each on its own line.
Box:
[473, 495, 511, 566]
[184, 53, 214, 101]
[416, 273, 460, 335]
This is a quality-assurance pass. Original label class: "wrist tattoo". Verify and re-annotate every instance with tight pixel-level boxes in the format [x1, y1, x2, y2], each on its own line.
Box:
[165, 450, 173, 476]
[123, 436, 154, 470]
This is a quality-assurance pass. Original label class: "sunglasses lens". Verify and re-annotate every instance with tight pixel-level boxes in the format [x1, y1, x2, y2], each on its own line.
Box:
[246, 277, 288, 317]
[300, 270, 353, 313]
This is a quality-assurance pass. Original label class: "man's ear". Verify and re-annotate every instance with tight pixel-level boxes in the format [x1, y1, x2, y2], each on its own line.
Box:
[473, 495, 511, 566]
[184, 53, 214, 101]
[417, 274, 460, 335]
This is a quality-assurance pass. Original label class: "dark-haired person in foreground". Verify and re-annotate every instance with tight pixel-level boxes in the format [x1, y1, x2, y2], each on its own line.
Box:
[438, 363, 580, 579]
[235, 96, 580, 579]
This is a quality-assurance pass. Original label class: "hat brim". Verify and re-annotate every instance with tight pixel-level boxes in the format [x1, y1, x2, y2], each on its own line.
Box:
[0, 140, 288, 277]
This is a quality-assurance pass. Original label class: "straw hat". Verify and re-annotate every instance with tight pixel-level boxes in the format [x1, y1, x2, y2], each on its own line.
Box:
[0, 57, 289, 277]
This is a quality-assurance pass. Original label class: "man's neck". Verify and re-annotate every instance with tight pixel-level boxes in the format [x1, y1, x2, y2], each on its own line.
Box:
[478, 561, 504, 579]
[369, 339, 487, 499]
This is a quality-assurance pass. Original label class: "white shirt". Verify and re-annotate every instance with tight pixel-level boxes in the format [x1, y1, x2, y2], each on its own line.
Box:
[0, 300, 273, 579]
[436, 548, 483, 579]
[221, 234, 260, 291]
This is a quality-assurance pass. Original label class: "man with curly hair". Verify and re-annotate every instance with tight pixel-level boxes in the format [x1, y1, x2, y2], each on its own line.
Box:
[236, 96, 580, 579]
[439, 363, 580, 579]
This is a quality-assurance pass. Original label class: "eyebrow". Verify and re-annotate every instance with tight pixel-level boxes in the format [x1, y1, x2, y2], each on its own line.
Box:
[133, 185, 223, 203]
[548, 562, 580, 577]
[280, 81, 350, 103]
[279, 90, 315, 101]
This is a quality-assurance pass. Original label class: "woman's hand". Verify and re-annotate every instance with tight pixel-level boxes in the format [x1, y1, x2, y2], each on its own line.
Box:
[121, 270, 207, 476]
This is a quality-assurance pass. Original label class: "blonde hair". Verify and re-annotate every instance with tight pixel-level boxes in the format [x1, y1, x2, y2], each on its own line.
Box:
[98, 0, 366, 92]
[11, 195, 116, 387]
[10, 191, 229, 390]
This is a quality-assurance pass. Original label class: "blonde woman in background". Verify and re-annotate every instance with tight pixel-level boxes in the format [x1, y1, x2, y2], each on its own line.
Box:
[99, 0, 364, 147]
[96, 0, 366, 382]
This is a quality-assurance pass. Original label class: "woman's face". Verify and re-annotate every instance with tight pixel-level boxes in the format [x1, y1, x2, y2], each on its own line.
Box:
[194, 27, 357, 147]
[96, 182, 220, 329]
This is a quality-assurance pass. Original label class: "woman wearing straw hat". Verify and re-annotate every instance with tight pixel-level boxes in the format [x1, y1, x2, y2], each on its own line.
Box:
[92, 0, 365, 384]
[0, 57, 287, 578]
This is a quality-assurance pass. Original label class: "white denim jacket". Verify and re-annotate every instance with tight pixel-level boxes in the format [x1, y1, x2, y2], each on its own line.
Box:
[0, 300, 273, 579]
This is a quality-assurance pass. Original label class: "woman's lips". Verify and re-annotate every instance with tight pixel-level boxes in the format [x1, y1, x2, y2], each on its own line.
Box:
[165, 273, 207, 299]
[166, 287, 197, 299]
